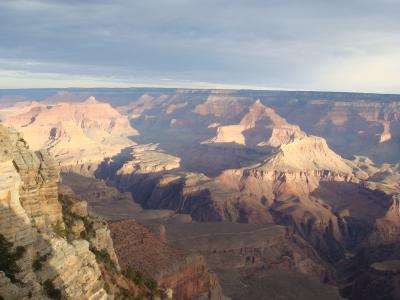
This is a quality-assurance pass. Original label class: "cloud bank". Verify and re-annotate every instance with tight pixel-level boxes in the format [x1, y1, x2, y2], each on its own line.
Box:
[1, 0, 400, 92]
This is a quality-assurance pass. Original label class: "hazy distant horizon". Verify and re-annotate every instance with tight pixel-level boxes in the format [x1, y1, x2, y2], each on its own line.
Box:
[2, 86, 400, 95]
[2, 87, 400, 104]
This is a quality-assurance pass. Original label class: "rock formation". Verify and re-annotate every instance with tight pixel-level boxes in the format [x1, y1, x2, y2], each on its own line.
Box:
[0, 124, 171, 300]
[192, 92, 252, 118]
[0, 124, 109, 299]
[165, 222, 342, 300]
[101, 130, 397, 264]
[276, 99, 400, 163]
[0, 97, 138, 175]
[204, 100, 305, 147]
[116, 144, 180, 175]
[109, 219, 228, 300]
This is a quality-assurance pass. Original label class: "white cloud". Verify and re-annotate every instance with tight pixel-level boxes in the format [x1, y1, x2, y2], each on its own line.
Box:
[0, 0, 400, 93]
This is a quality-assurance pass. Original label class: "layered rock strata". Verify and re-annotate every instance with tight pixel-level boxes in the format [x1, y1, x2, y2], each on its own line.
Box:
[109, 219, 228, 300]
[0, 124, 109, 299]
[204, 100, 305, 147]
[0, 97, 137, 174]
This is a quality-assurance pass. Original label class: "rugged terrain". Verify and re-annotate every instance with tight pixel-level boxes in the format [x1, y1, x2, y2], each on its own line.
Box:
[0, 124, 227, 299]
[164, 222, 342, 300]
[0, 97, 137, 175]
[1, 88, 400, 299]
[204, 100, 305, 147]
[109, 219, 227, 300]
[0, 124, 112, 299]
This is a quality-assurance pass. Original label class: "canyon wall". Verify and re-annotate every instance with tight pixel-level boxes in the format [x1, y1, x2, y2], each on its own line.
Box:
[0, 124, 111, 299]
[109, 219, 228, 300]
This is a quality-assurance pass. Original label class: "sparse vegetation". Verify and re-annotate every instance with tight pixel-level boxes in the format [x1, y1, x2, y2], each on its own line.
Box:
[92, 248, 114, 266]
[52, 220, 67, 239]
[144, 277, 158, 294]
[57, 194, 160, 299]
[126, 266, 144, 286]
[115, 288, 135, 300]
[0, 234, 21, 282]
[125, 265, 159, 298]
[58, 194, 84, 242]
[82, 218, 94, 236]
[43, 279, 62, 300]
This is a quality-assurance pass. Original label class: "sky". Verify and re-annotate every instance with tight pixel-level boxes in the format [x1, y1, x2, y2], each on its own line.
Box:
[1, 0, 400, 93]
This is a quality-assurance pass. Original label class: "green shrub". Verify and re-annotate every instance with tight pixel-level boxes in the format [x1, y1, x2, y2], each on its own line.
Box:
[92, 248, 113, 264]
[125, 265, 159, 297]
[125, 266, 145, 286]
[43, 280, 61, 300]
[52, 220, 67, 239]
[0, 234, 21, 282]
[144, 277, 158, 293]
[82, 217, 94, 233]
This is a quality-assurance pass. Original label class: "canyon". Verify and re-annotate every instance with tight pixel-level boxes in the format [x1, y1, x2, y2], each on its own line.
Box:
[0, 96, 137, 175]
[0, 88, 400, 299]
[0, 123, 226, 300]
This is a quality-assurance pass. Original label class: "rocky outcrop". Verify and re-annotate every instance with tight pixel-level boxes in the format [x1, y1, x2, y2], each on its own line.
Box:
[367, 193, 400, 245]
[204, 100, 305, 147]
[0, 124, 109, 299]
[116, 144, 180, 175]
[337, 241, 400, 300]
[206, 125, 246, 145]
[60, 172, 143, 221]
[109, 219, 228, 300]
[59, 194, 120, 270]
[166, 222, 330, 279]
[0, 97, 138, 174]
[276, 99, 400, 163]
[208, 136, 393, 261]
[101, 133, 396, 264]
[164, 222, 343, 300]
[192, 93, 252, 118]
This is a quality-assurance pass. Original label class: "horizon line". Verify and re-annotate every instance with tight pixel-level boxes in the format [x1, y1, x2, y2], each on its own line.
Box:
[0, 86, 400, 96]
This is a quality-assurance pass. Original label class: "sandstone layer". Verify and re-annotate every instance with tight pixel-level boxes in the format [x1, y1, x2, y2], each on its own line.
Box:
[0, 124, 109, 299]
[0, 97, 138, 174]
[204, 100, 305, 147]
[165, 222, 342, 300]
[109, 219, 228, 300]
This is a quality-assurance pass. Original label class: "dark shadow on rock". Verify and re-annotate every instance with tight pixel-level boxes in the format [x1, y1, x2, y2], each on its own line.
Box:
[130, 117, 272, 177]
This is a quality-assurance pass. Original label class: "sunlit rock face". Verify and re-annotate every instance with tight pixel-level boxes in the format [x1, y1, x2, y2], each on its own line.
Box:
[275, 99, 400, 164]
[2, 88, 399, 299]
[0, 124, 109, 300]
[204, 100, 305, 147]
[0, 96, 138, 174]
[117, 144, 181, 175]
[192, 92, 253, 118]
